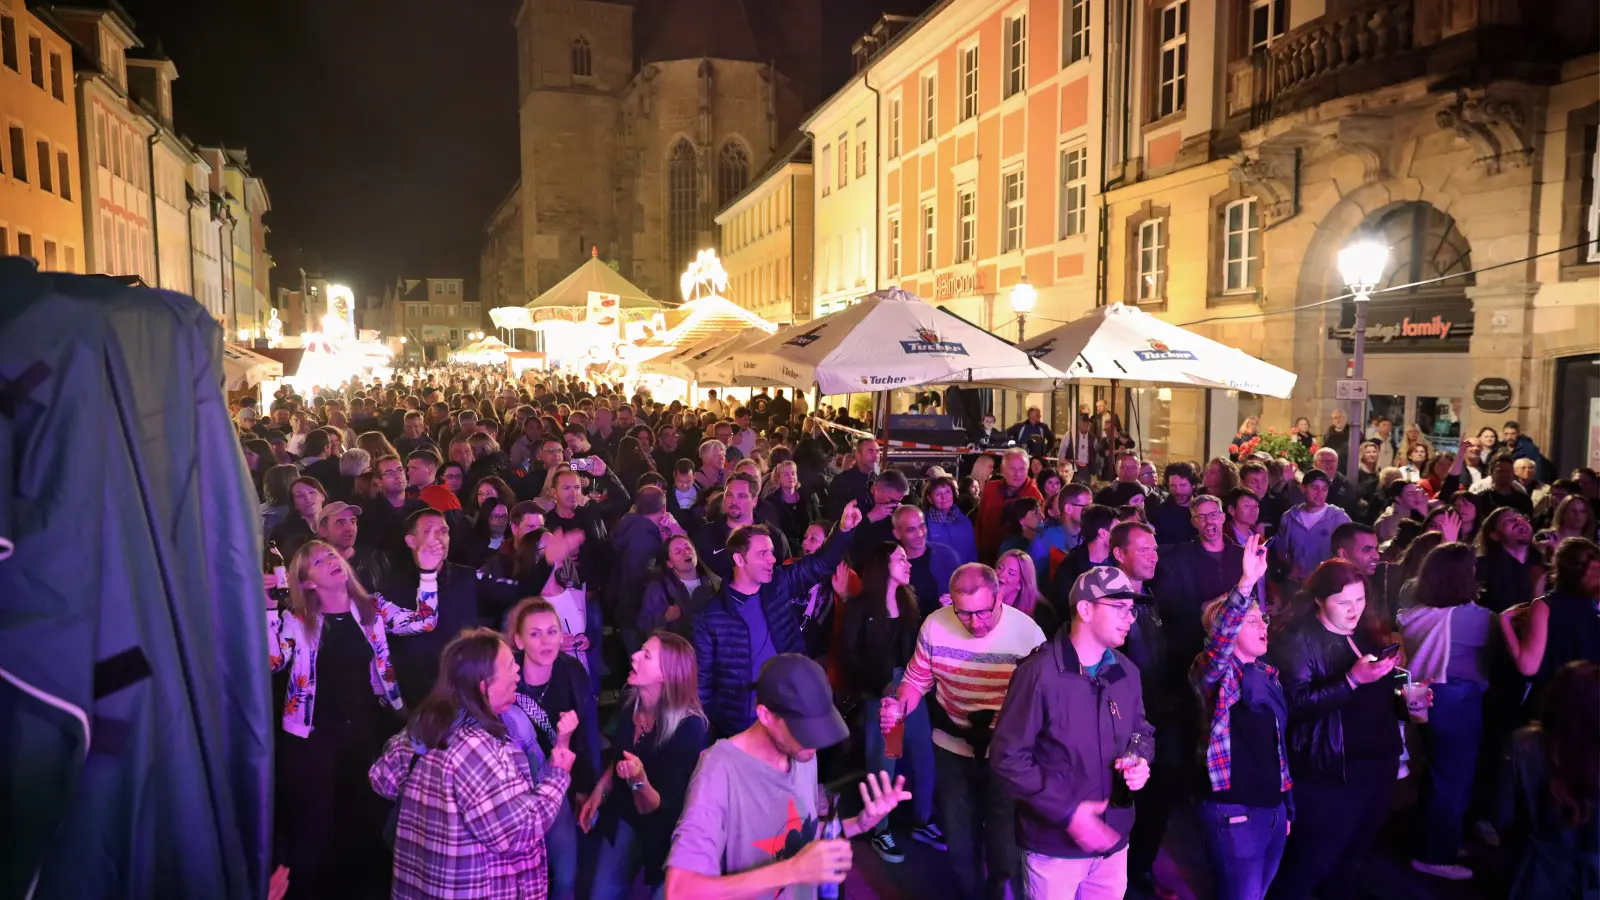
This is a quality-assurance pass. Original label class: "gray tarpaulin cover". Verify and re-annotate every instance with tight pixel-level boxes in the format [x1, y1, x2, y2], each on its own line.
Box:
[0, 258, 272, 898]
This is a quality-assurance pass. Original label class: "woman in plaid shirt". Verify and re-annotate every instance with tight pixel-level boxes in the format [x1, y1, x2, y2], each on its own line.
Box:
[370, 628, 575, 900]
[1189, 534, 1292, 900]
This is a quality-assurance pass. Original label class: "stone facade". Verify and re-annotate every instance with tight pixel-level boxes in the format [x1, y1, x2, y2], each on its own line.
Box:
[480, 179, 524, 308]
[510, 0, 819, 304]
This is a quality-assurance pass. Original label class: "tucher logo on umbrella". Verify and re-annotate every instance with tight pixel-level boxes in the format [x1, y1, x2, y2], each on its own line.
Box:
[1133, 337, 1197, 362]
[1025, 339, 1054, 360]
[784, 326, 826, 348]
[900, 327, 969, 356]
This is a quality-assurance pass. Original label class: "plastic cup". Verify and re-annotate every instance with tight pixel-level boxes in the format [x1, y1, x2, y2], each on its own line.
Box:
[884, 715, 905, 760]
[1402, 681, 1429, 723]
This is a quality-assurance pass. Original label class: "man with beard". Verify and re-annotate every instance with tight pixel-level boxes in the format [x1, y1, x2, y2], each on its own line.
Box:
[894, 505, 962, 618]
[1146, 462, 1199, 545]
[314, 501, 388, 590]
[1476, 507, 1537, 612]
[654, 422, 692, 473]
[1479, 453, 1534, 517]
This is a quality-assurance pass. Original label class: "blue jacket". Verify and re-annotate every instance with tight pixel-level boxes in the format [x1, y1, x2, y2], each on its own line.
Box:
[693, 527, 853, 737]
[1276, 503, 1352, 582]
[926, 507, 979, 565]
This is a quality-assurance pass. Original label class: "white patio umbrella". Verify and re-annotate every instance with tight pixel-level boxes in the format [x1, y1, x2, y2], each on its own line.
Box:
[692, 328, 785, 387]
[732, 287, 1064, 395]
[1010, 302, 1297, 398]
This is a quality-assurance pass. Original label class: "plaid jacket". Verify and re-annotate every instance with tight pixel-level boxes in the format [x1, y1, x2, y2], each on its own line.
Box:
[267, 590, 438, 738]
[1197, 589, 1292, 794]
[370, 718, 572, 900]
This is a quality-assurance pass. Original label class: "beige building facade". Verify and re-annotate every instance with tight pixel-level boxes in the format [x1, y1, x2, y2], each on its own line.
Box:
[807, 74, 879, 318]
[0, 1, 84, 271]
[508, 0, 823, 304]
[831, 0, 1598, 472]
[714, 133, 813, 324]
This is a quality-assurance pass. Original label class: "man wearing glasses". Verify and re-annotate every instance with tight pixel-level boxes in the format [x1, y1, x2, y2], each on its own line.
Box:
[881, 563, 1045, 900]
[991, 566, 1154, 898]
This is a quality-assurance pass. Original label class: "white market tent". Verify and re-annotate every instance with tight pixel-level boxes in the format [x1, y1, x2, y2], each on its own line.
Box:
[524, 252, 658, 317]
[732, 287, 1064, 395]
[221, 343, 282, 391]
[694, 327, 789, 387]
[1007, 302, 1297, 398]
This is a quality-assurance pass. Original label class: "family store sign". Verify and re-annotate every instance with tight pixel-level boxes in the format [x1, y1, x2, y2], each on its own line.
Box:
[1333, 299, 1474, 353]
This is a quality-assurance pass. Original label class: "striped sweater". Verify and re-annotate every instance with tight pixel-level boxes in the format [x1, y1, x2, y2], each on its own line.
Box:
[903, 604, 1046, 757]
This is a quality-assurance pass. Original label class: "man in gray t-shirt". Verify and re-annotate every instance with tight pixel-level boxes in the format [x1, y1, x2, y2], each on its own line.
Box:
[666, 654, 912, 899]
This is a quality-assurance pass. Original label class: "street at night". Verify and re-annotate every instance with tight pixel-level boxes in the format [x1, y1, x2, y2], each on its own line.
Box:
[1, 1, 1596, 899]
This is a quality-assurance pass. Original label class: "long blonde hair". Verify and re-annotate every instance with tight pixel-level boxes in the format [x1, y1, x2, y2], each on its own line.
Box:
[287, 539, 376, 643]
[627, 631, 707, 747]
[997, 549, 1041, 617]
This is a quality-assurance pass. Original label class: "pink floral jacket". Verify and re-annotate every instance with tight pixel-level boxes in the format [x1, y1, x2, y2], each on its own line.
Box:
[267, 591, 438, 738]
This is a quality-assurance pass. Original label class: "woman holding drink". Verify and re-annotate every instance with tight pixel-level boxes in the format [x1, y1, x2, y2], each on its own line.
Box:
[842, 541, 940, 862]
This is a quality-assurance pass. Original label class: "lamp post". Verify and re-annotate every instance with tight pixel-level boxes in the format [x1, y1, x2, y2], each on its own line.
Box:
[1337, 239, 1388, 482]
[1010, 276, 1037, 342]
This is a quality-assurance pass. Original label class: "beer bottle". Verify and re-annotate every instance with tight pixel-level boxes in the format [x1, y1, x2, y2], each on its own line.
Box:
[267, 542, 291, 608]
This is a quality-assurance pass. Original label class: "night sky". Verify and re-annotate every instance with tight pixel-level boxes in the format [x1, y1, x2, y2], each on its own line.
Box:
[116, 0, 935, 299]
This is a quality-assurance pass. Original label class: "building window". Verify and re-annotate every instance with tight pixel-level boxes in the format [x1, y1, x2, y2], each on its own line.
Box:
[1222, 198, 1259, 292]
[0, 227, 7, 254]
[888, 216, 901, 278]
[921, 202, 936, 271]
[956, 189, 976, 262]
[838, 133, 849, 187]
[571, 37, 592, 77]
[889, 98, 902, 158]
[959, 45, 979, 121]
[857, 228, 868, 285]
[1248, 0, 1288, 52]
[856, 120, 867, 177]
[43, 239, 56, 270]
[1157, 1, 1189, 118]
[1586, 128, 1600, 263]
[17, 231, 32, 261]
[27, 34, 42, 88]
[820, 143, 832, 195]
[921, 73, 936, 142]
[1003, 13, 1028, 99]
[65, 245, 74, 272]
[668, 138, 699, 279]
[49, 51, 63, 100]
[8, 126, 26, 183]
[1059, 146, 1087, 238]
[1064, 0, 1091, 66]
[36, 141, 51, 193]
[718, 140, 749, 207]
[111, 124, 122, 177]
[1138, 218, 1166, 301]
[0, 16, 16, 71]
[95, 113, 107, 168]
[1002, 169, 1025, 252]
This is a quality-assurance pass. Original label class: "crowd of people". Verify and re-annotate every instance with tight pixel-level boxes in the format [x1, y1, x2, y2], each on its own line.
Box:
[235, 367, 1598, 900]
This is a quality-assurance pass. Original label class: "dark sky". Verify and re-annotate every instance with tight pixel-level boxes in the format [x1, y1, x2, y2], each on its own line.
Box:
[116, 0, 935, 299]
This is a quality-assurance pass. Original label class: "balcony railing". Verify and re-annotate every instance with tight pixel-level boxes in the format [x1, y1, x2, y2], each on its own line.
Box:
[1227, 0, 1416, 125]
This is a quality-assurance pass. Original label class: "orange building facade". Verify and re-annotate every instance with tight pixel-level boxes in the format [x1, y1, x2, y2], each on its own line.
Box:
[0, 3, 85, 271]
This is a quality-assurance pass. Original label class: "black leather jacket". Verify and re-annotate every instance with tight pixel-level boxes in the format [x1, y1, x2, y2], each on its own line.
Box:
[1269, 616, 1403, 783]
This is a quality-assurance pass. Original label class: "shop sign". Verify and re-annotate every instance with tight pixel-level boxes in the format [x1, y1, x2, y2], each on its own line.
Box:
[1472, 377, 1513, 413]
[1332, 297, 1473, 353]
[934, 270, 985, 302]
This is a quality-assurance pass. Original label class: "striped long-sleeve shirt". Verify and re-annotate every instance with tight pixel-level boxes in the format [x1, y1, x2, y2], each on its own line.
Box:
[903, 604, 1046, 757]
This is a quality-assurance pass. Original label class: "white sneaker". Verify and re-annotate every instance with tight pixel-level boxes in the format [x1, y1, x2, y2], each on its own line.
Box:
[1411, 860, 1473, 881]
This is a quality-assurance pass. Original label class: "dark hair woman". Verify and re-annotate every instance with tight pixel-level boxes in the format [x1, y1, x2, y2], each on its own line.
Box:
[1501, 661, 1599, 899]
[1397, 543, 1494, 879]
[243, 437, 274, 499]
[369, 629, 575, 899]
[260, 462, 301, 538]
[614, 435, 656, 503]
[840, 541, 936, 859]
[1268, 558, 1415, 900]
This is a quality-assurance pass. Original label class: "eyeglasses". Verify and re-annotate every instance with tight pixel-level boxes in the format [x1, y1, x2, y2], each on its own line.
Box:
[1089, 600, 1137, 621]
[1192, 511, 1226, 522]
[953, 600, 1000, 623]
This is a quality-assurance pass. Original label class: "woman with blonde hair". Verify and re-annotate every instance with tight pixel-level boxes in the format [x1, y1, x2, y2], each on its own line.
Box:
[268, 540, 441, 897]
[579, 632, 709, 900]
[997, 547, 1059, 637]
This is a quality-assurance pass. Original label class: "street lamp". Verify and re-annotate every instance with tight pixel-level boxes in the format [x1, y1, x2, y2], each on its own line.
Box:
[1337, 239, 1388, 481]
[1010, 276, 1037, 342]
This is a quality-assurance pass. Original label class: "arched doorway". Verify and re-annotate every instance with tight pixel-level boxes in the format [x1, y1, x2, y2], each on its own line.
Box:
[1332, 202, 1476, 453]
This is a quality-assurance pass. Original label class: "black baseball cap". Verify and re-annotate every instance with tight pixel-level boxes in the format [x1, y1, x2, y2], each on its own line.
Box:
[755, 654, 849, 750]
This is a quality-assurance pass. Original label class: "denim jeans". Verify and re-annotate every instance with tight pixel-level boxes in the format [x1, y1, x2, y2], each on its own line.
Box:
[860, 669, 936, 828]
[587, 815, 666, 900]
[934, 745, 1021, 900]
[1419, 680, 1485, 865]
[544, 800, 578, 900]
[1199, 800, 1288, 900]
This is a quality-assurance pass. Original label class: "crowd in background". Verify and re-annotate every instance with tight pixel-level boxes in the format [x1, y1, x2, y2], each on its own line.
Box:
[232, 365, 1598, 900]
